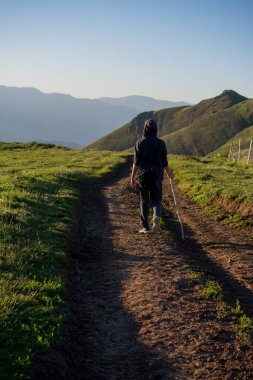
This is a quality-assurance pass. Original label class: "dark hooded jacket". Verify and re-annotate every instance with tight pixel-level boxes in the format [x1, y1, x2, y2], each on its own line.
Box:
[134, 119, 168, 180]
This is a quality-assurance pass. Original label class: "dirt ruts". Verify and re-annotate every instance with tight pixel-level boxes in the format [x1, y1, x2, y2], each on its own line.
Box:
[28, 164, 253, 379]
[164, 180, 253, 316]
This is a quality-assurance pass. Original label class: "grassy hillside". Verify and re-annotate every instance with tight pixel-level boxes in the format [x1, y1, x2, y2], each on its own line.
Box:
[170, 155, 253, 228]
[211, 125, 253, 158]
[163, 99, 253, 156]
[87, 90, 253, 156]
[86, 111, 154, 151]
[163, 105, 248, 155]
[210, 100, 253, 158]
[0, 143, 126, 379]
[0, 141, 66, 150]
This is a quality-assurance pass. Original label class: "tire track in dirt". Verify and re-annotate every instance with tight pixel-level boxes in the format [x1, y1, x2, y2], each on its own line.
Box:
[28, 164, 253, 379]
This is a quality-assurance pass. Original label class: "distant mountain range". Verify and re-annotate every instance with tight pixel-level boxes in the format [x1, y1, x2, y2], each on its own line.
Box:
[98, 96, 189, 112]
[87, 90, 253, 156]
[0, 85, 189, 148]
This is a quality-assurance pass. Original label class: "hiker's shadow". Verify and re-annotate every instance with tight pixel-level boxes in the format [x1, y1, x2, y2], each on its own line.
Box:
[115, 250, 154, 262]
[203, 241, 253, 251]
[163, 211, 253, 317]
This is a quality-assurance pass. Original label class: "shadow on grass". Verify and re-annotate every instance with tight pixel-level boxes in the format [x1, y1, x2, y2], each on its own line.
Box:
[163, 200, 253, 318]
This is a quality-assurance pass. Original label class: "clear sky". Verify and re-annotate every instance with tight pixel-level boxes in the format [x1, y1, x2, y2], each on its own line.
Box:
[1, 0, 252, 103]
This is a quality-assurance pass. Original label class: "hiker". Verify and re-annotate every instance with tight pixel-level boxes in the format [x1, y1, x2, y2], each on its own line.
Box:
[131, 118, 173, 233]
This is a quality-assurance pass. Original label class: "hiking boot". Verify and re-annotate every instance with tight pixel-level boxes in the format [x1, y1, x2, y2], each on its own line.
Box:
[139, 227, 150, 234]
[152, 216, 160, 232]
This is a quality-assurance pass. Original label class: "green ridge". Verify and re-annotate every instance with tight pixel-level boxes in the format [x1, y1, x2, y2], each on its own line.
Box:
[87, 90, 253, 156]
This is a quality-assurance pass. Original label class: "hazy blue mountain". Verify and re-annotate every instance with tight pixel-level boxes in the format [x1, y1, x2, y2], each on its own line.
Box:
[0, 85, 189, 147]
[0, 86, 135, 146]
[98, 95, 190, 114]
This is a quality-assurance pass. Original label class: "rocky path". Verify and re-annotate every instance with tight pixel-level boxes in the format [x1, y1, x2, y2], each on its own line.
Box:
[28, 165, 253, 379]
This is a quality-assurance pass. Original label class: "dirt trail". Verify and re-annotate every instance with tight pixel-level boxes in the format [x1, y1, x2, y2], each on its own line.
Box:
[164, 182, 253, 315]
[28, 164, 253, 379]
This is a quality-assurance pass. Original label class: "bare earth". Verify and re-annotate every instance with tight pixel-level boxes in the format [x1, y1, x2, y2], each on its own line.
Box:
[28, 163, 253, 380]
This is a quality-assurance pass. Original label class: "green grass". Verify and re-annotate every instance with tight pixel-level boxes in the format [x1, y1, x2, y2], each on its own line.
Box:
[219, 299, 253, 340]
[202, 280, 223, 301]
[0, 144, 126, 379]
[229, 299, 244, 318]
[237, 315, 253, 340]
[0, 141, 65, 150]
[185, 272, 202, 280]
[170, 155, 253, 228]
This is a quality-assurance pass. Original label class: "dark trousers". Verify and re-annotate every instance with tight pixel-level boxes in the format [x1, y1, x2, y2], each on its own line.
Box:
[139, 178, 162, 229]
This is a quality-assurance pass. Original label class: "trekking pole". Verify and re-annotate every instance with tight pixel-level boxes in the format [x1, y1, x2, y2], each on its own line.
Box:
[169, 177, 185, 240]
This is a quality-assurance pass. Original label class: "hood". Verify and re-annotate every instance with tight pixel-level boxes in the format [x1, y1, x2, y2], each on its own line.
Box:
[143, 119, 157, 137]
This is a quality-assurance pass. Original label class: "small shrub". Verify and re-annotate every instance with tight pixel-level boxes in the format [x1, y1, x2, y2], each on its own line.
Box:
[185, 272, 202, 280]
[159, 217, 166, 230]
[202, 280, 223, 301]
[237, 315, 253, 340]
[230, 299, 244, 318]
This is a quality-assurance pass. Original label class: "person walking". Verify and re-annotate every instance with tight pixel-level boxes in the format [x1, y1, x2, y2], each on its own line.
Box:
[131, 119, 172, 233]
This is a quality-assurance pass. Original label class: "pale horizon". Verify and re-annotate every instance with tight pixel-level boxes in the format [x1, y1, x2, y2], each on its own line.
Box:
[0, 82, 194, 102]
[1, 83, 250, 105]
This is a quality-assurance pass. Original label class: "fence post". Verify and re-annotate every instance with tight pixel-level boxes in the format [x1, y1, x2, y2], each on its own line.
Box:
[247, 139, 252, 164]
[238, 138, 241, 162]
[231, 142, 235, 161]
[228, 142, 235, 162]
[228, 143, 232, 162]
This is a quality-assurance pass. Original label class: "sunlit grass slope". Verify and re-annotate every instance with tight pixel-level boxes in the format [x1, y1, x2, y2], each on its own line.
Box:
[87, 90, 253, 155]
[163, 99, 253, 156]
[210, 125, 253, 158]
[170, 155, 253, 228]
[0, 143, 126, 379]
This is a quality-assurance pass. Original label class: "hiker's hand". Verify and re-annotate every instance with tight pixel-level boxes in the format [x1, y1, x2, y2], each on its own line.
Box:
[131, 177, 137, 188]
[168, 169, 173, 178]
[164, 166, 173, 178]
[165, 168, 173, 178]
